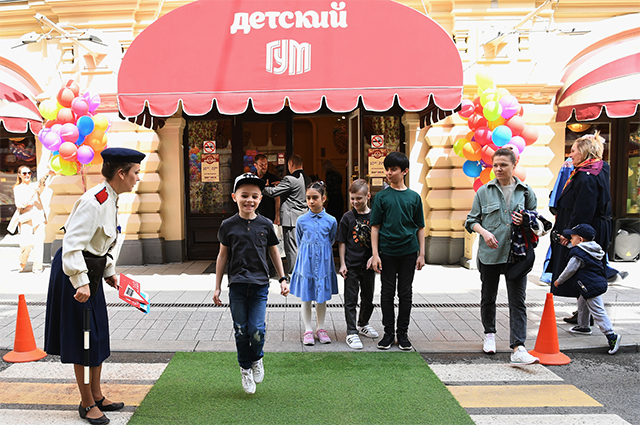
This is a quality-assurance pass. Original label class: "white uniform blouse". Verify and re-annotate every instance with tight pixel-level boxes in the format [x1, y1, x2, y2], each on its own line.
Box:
[62, 181, 118, 289]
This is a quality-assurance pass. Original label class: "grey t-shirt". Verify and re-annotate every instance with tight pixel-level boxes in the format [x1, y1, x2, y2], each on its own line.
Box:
[499, 180, 516, 209]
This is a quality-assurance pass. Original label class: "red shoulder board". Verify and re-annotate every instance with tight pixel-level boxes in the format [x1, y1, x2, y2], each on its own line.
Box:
[95, 187, 108, 204]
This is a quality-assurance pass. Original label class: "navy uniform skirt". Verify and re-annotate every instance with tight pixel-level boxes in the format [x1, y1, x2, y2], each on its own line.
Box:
[44, 248, 110, 366]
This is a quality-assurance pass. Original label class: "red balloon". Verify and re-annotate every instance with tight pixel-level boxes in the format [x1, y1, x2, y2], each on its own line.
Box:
[59, 141, 78, 161]
[56, 108, 76, 125]
[473, 97, 483, 115]
[65, 80, 80, 96]
[45, 120, 55, 128]
[474, 127, 492, 146]
[459, 99, 475, 118]
[468, 114, 488, 131]
[71, 97, 89, 117]
[480, 145, 496, 165]
[514, 164, 527, 181]
[517, 105, 525, 117]
[57, 88, 76, 108]
[473, 178, 483, 192]
[521, 125, 539, 146]
[505, 116, 525, 136]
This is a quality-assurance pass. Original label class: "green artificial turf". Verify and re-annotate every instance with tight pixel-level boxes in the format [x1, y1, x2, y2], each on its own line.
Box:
[129, 351, 473, 425]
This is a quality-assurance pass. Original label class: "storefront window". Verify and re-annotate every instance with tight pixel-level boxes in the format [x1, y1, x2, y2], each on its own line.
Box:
[187, 120, 233, 214]
[627, 123, 640, 215]
[565, 123, 611, 162]
[1, 132, 37, 234]
[242, 121, 287, 179]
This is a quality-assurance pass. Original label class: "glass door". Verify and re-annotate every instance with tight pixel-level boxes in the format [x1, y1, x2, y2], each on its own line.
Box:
[348, 108, 362, 183]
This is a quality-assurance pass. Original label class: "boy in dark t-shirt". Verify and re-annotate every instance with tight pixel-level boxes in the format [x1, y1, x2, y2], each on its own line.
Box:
[213, 173, 289, 395]
[338, 179, 379, 349]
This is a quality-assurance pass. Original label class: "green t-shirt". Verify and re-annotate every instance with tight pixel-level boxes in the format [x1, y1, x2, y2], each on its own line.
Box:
[370, 187, 425, 256]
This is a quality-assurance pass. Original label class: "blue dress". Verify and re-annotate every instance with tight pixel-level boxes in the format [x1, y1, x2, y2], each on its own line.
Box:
[290, 209, 338, 303]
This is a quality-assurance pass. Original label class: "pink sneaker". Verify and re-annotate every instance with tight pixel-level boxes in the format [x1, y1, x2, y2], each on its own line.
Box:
[316, 329, 331, 344]
[303, 331, 315, 345]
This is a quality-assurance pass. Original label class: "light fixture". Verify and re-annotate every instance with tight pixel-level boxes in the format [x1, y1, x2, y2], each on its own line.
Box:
[567, 123, 591, 133]
[33, 13, 104, 60]
[557, 28, 591, 36]
[11, 31, 44, 49]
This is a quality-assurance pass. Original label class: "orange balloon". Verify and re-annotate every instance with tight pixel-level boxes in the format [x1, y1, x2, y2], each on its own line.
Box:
[85, 130, 107, 151]
[479, 167, 493, 184]
[463, 141, 482, 161]
[521, 125, 539, 146]
[514, 164, 527, 182]
[480, 145, 496, 165]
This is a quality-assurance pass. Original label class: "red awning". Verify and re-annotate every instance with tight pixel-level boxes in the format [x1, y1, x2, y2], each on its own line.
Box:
[555, 26, 640, 122]
[118, 0, 462, 119]
[0, 81, 43, 134]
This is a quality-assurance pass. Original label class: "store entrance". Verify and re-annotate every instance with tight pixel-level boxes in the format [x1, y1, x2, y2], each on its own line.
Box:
[184, 109, 403, 261]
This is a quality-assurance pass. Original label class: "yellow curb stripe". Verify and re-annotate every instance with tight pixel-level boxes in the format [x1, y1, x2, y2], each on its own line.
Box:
[0, 382, 152, 406]
[447, 384, 602, 408]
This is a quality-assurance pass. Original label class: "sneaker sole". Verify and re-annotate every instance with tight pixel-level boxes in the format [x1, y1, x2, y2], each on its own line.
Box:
[483, 349, 496, 354]
[608, 336, 621, 354]
[510, 359, 540, 365]
[569, 330, 593, 335]
[399, 345, 412, 351]
[377, 345, 392, 350]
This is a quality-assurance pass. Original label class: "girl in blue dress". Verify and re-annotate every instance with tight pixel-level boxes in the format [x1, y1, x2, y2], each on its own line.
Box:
[290, 181, 338, 345]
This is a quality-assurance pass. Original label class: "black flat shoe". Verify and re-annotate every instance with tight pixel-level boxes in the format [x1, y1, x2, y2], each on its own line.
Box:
[96, 396, 125, 412]
[78, 402, 110, 424]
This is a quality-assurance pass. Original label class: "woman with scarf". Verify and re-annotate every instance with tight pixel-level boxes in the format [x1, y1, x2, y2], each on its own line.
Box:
[550, 132, 613, 302]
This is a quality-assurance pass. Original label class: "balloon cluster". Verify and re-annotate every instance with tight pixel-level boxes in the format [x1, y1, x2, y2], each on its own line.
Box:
[37, 80, 110, 175]
[456, 71, 539, 192]
[243, 149, 258, 174]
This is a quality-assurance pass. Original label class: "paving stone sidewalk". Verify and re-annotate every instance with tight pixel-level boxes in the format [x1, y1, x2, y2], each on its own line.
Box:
[1, 235, 639, 355]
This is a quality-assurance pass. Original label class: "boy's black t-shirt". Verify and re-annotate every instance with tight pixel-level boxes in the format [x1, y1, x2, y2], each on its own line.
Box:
[337, 209, 372, 269]
[218, 213, 279, 285]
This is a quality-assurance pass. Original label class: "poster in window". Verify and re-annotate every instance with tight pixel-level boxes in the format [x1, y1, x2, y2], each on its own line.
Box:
[368, 148, 387, 177]
[202, 153, 220, 182]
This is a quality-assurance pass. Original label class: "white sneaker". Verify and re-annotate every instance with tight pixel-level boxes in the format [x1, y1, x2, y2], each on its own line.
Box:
[241, 367, 256, 394]
[359, 325, 379, 339]
[510, 346, 539, 365]
[483, 333, 496, 354]
[346, 334, 363, 349]
[251, 359, 264, 384]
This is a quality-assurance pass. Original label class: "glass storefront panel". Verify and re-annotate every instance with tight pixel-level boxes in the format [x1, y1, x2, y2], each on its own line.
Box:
[186, 119, 233, 214]
[627, 123, 640, 215]
[565, 122, 611, 162]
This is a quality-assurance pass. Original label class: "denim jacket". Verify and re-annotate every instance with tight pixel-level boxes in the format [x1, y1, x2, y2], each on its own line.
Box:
[464, 177, 537, 265]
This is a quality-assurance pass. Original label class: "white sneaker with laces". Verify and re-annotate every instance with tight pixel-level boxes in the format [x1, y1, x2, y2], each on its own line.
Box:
[510, 346, 539, 365]
[346, 334, 363, 349]
[251, 359, 264, 384]
[483, 333, 496, 354]
[359, 325, 379, 339]
[241, 367, 256, 394]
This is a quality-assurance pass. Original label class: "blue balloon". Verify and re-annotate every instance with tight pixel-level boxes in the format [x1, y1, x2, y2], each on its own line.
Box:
[77, 116, 95, 136]
[492, 125, 512, 147]
[463, 160, 482, 178]
[75, 134, 86, 146]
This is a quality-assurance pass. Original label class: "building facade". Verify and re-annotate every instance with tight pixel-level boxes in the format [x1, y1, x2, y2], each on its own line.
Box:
[1, 0, 638, 265]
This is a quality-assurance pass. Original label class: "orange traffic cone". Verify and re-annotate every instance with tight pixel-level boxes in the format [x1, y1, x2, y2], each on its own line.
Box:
[3, 294, 47, 363]
[529, 292, 571, 365]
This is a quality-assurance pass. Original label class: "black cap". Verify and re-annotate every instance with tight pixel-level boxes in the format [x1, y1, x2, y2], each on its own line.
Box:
[100, 148, 146, 164]
[233, 173, 265, 192]
[562, 223, 596, 241]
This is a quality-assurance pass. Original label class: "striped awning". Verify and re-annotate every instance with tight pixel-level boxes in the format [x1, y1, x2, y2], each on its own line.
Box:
[0, 81, 42, 134]
[555, 26, 640, 122]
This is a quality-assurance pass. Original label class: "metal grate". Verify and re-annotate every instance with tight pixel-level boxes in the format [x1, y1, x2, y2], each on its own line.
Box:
[3, 301, 640, 309]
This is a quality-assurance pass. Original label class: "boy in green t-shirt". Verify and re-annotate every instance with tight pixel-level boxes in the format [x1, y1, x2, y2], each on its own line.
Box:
[370, 152, 425, 351]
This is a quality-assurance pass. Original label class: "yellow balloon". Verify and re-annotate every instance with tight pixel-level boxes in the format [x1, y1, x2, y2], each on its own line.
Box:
[488, 116, 505, 130]
[496, 88, 510, 100]
[60, 157, 78, 176]
[476, 70, 495, 91]
[93, 114, 110, 132]
[453, 138, 469, 157]
[50, 155, 63, 173]
[490, 169, 496, 180]
[480, 88, 497, 107]
[38, 99, 58, 121]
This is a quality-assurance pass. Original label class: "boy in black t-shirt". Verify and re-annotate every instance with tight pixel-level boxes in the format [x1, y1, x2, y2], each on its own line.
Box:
[337, 179, 379, 349]
[213, 173, 289, 395]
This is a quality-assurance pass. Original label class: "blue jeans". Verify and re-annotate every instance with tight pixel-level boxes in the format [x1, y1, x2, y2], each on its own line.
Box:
[479, 261, 528, 349]
[228, 283, 269, 369]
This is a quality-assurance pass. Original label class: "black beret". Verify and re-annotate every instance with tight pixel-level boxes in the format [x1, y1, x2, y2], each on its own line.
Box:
[100, 148, 145, 164]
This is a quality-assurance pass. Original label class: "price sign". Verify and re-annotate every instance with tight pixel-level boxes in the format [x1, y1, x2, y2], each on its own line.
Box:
[202, 153, 220, 182]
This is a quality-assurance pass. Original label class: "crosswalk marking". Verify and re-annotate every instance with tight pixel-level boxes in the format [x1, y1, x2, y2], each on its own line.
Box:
[0, 362, 167, 381]
[429, 363, 563, 382]
[0, 382, 152, 406]
[471, 414, 631, 425]
[0, 410, 133, 425]
[448, 384, 601, 408]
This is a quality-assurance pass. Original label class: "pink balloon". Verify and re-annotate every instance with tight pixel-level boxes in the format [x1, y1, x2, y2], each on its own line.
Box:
[60, 123, 79, 143]
[77, 145, 95, 164]
[71, 97, 89, 117]
[459, 99, 475, 118]
[84, 92, 101, 112]
[521, 125, 539, 146]
[43, 131, 63, 151]
[499, 95, 520, 119]
[474, 127, 493, 146]
[50, 123, 62, 134]
[505, 116, 526, 136]
[509, 136, 526, 153]
[503, 143, 521, 159]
